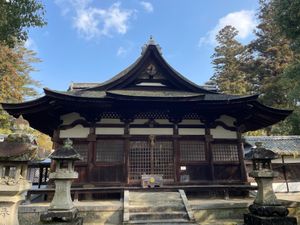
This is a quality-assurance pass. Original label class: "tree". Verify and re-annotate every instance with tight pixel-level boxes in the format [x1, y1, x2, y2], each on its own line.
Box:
[211, 25, 251, 95]
[0, 43, 41, 103]
[271, 0, 300, 135]
[0, 43, 41, 133]
[249, 0, 295, 108]
[0, 0, 51, 150]
[273, 0, 300, 51]
[0, 0, 46, 47]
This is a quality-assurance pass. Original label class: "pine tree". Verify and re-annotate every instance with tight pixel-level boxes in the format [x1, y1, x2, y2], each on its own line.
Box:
[273, 0, 300, 134]
[249, 0, 294, 108]
[211, 25, 251, 95]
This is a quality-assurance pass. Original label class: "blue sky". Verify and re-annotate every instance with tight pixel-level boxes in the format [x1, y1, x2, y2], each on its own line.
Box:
[26, 0, 259, 92]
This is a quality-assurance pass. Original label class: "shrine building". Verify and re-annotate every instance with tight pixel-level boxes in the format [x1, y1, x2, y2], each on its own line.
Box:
[1, 39, 292, 187]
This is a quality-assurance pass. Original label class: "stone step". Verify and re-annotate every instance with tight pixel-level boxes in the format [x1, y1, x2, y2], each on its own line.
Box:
[124, 218, 196, 225]
[129, 200, 184, 206]
[129, 204, 185, 213]
[129, 211, 188, 221]
[200, 219, 243, 225]
[130, 192, 180, 197]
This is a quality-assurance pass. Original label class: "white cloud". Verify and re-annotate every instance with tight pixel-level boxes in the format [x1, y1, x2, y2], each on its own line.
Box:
[117, 46, 127, 57]
[140, 1, 153, 13]
[55, 1, 133, 40]
[199, 10, 257, 46]
[24, 38, 38, 52]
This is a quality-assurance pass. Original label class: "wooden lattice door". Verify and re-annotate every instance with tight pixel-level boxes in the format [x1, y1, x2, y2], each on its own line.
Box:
[129, 137, 174, 183]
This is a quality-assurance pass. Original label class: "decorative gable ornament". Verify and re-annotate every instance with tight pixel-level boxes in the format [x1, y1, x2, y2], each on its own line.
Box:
[141, 36, 162, 55]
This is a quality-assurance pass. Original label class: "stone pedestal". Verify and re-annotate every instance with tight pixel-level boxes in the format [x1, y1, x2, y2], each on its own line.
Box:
[40, 170, 79, 222]
[49, 172, 77, 210]
[0, 178, 31, 225]
[244, 213, 297, 225]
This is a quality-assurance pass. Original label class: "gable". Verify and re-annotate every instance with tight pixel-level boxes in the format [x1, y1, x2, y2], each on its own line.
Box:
[84, 43, 214, 94]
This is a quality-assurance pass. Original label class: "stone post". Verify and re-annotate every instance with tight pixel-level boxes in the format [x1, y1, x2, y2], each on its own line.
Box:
[244, 142, 297, 225]
[40, 139, 83, 225]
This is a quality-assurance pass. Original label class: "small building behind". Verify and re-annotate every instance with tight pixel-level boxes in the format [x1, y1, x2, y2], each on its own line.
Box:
[244, 136, 300, 192]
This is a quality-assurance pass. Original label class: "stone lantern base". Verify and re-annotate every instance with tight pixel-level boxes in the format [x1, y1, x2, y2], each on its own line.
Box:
[39, 217, 83, 225]
[40, 208, 83, 224]
[244, 213, 297, 225]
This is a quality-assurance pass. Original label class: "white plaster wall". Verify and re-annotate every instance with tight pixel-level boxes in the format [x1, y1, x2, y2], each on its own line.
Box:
[155, 119, 172, 124]
[216, 115, 236, 126]
[98, 118, 122, 124]
[272, 156, 300, 164]
[130, 128, 173, 135]
[178, 128, 205, 135]
[211, 126, 237, 139]
[251, 182, 300, 193]
[179, 119, 204, 125]
[59, 125, 89, 138]
[60, 112, 86, 125]
[96, 127, 124, 135]
[131, 119, 149, 124]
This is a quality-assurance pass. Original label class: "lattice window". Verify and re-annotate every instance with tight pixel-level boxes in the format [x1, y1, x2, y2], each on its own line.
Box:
[129, 140, 174, 181]
[153, 141, 174, 179]
[96, 140, 124, 162]
[180, 140, 206, 161]
[73, 143, 88, 162]
[211, 143, 239, 161]
[129, 141, 151, 180]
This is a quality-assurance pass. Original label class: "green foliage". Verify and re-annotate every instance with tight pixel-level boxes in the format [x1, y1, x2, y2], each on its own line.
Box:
[249, 0, 295, 108]
[211, 25, 252, 95]
[0, 0, 46, 47]
[273, 0, 300, 51]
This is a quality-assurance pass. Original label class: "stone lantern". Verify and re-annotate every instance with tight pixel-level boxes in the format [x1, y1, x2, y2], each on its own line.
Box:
[40, 138, 83, 224]
[0, 128, 39, 225]
[244, 142, 297, 225]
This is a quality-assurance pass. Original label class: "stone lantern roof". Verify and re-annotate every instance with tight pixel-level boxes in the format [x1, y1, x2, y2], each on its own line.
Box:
[0, 133, 38, 162]
[50, 139, 82, 161]
[245, 142, 278, 161]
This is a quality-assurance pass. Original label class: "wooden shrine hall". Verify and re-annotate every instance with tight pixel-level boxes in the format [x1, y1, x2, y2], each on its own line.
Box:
[2, 38, 292, 188]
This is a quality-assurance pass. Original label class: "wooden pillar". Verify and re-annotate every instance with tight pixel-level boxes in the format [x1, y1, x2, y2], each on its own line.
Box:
[51, 129, 60, 173]
[87, 125, 96, 183]
[169, 117, 181, 183]
[282, 155, 289, 193]
[205, 124, 214, 182]
[121, 117, 134, 184]
[237, 129, 247, 182]
[38, 166, 43, 188]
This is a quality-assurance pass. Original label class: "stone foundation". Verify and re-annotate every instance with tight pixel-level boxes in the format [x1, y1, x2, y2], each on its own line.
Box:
[18, 198, 300, 225]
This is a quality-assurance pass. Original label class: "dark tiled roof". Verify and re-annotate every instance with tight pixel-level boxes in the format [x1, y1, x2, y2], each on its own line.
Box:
[69, 83, 100, 91]
[244, 136, 300, 156]
[107, 90, 204, 98]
